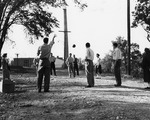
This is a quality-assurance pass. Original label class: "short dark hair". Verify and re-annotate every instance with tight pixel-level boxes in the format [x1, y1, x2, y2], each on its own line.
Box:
[113, 42, 118, 47]
[85, 42, 90, 48]
[2, 53, 7, 58]
[43, 37, 49, 44]
[145, 48, 150, 53]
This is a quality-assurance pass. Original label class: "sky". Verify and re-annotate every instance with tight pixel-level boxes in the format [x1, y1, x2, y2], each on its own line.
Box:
[2, 0, 150, 61]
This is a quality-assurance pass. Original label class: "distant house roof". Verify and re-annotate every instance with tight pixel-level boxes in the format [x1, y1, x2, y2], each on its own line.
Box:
[56, 56, 64, 60]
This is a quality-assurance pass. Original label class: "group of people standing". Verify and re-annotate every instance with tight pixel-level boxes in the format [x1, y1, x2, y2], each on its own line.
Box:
[33, 33, 150, 92]
[82, 42, 122, 88]
[0, 34, 149, 93]
[35, 35, 101, 92]
[65, 53, 79, 78]
[35, 34, 120, 92]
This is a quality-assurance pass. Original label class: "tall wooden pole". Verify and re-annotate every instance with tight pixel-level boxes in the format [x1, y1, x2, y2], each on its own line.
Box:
[127, 0, 131, 75]
[63, 8, 69, 64]
[59, 8, 71, 67]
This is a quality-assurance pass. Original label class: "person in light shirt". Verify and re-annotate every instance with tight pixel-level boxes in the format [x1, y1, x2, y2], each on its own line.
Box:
[112, 42, 122, 87]
[36, 34, 56, 93]
[85, 42, 94, 87]
[95, 53, 102, 79]
[49, 53, 57, 76]
[66, 53, 74, 78]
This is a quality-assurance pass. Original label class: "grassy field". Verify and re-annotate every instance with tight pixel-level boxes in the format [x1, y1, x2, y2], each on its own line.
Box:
[0, 69, 150, 120]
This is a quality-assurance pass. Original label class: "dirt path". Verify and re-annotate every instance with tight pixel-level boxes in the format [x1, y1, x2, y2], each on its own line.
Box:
[1, 71, 150, 120]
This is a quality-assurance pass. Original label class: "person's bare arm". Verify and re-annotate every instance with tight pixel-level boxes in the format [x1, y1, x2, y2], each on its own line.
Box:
[49, 34, 57, 47]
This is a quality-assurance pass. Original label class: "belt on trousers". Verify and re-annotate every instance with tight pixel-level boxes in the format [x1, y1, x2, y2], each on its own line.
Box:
[40, 58, 48, 60]
[86, 59, 92, 62]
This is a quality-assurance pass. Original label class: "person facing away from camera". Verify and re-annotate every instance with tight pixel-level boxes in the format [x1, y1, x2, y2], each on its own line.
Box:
[36, 34, 56, 93]
[112, 42, 122, 87]
[85, 42, 94, 88]
[141, 48, 150, 89]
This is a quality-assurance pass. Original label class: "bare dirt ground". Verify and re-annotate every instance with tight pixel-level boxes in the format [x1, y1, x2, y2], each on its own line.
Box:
[1, 69, 150, 120]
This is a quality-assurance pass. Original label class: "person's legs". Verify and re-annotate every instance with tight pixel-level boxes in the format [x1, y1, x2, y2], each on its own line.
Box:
[85, 61, 90, 86]
[76, 65, 79, 75]
[37, 67, 44, 92]
[95, 66, 98, 77]
[44, 67, 50, 92]
[114, 60, 121, 86]
[114, 61, 120, 85]
[71, 64, 75, 77]
[86, 60, 94, 87]
[73, 64, 76, 77]
[68, 65, 71, 77]
[53, 63, 57, 76]
[50, 63, 52, 75]
[98, 65, 102, 78]
[90, 61, 94, 87]
[117, 60, 121, 85]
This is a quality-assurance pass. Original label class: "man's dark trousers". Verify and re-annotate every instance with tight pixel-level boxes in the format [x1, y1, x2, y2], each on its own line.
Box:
[37, 58, 51, 92]
[73, 63, 79, 77]
[50, 62, 56, 75]
[85, 59, 94, 87]
[114, 59, 121, 86]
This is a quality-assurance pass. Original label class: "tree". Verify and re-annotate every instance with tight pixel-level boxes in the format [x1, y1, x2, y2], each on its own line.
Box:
[0, 0, 87, 54]
[113, 36, 142, 77]
[130, 43, 142, 77]
[102, 36, 142, 77]
[101, 52, 113, 73]
[132, 0, 150, 42]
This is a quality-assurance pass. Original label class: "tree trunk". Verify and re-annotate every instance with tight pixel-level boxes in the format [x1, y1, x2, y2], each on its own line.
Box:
[0, 39, 3, 68]
[0, 31, 6, 68]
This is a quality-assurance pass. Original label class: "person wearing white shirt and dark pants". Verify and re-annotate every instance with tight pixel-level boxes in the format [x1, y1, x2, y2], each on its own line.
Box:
[85, 42, 94, 87]
[112, 42, 122, 87]
[66, 53, 74, 78]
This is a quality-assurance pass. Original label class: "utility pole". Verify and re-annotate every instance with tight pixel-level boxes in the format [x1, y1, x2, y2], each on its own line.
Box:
[59, 8, 71, 67]
[127, 0, 131, 75]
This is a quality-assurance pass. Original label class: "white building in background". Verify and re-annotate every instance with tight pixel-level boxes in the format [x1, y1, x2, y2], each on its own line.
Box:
[55, 56, 64, 68]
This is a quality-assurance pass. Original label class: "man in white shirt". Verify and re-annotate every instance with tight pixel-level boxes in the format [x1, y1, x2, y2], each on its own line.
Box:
[85, 42, 94, 87]
[37, 34, 56, 92]
[95, 53, 102, 79]
[112, 42, 122, 87]
[66, 53, 74, 78]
